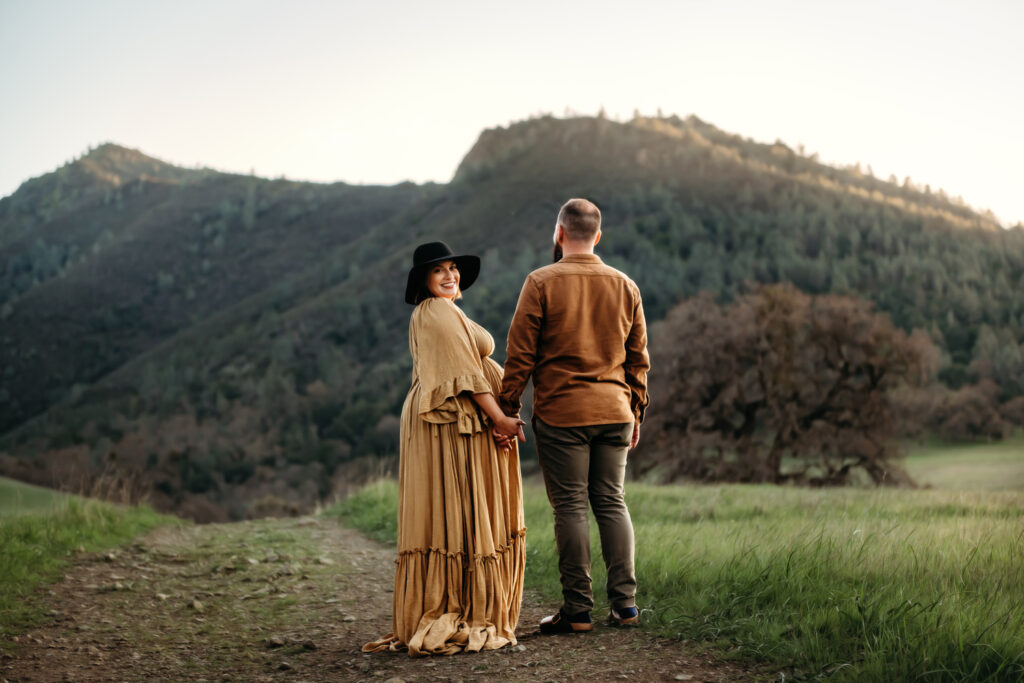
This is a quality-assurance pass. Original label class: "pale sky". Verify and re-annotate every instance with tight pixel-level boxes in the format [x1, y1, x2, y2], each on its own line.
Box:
[2, 0, 1022, 226]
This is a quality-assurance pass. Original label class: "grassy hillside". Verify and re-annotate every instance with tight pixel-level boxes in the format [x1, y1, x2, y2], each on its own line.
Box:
[333, 450, 1024, 681]
[2, 116, 1023, 521]
[0, 476, 70, 515]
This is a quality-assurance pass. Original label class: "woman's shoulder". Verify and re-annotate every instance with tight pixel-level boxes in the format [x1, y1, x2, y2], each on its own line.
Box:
[416, 296, 454, 311]
[412, 297, 464, 327]
[414, 296, 456, 315]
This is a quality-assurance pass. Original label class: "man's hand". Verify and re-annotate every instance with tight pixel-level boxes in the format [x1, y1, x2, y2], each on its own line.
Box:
[629, 420, 640, 450]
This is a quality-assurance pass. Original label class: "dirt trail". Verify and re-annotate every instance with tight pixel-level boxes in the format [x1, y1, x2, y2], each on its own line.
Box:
[1, 516, 757, 682]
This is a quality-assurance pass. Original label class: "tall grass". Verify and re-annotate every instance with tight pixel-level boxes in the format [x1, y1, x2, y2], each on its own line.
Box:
[330, 481, 1024, 681]
[0, 487, 175, 644]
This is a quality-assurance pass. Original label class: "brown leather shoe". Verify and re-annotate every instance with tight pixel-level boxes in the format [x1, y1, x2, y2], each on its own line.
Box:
[539, 610, 593, 634]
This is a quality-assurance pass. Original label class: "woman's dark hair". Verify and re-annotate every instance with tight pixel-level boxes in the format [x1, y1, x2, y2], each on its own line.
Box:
[413, 280, 433, 305]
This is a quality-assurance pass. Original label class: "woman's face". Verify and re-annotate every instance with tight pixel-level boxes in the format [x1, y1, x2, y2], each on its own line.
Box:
[426, 260, 460, 300]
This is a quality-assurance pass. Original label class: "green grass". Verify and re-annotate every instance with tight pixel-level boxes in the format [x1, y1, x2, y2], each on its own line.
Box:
[330, 474, 1024, 681]
[0, 481, 177, 644]
[904, 434, 1024, 490]
[0, 477, 76, 516]
[321, 479, 399, 544]
[613, 485, 1022, 681]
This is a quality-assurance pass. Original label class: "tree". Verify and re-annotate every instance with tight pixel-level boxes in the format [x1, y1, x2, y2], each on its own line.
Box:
[637, 284, 938, 485]
[926, 380, 1007, 441]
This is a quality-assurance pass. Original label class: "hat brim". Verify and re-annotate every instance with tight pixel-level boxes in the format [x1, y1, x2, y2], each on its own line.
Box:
[404, 254, 480, 304]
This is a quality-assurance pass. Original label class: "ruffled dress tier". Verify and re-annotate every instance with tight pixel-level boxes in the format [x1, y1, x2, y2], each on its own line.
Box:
[363, 297, 526, 656]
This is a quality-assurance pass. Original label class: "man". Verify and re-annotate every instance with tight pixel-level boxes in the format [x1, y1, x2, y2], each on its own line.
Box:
[497, 198, 650, 634]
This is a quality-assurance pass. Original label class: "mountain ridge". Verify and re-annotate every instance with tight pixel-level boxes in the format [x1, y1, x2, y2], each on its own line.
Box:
[457, 115, 1003, 231]
[1, 114, 1021, 520]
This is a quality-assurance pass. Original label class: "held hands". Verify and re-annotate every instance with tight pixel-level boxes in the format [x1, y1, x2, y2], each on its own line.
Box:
[492, 414, 526, 452]
[469, 393, 523, 452]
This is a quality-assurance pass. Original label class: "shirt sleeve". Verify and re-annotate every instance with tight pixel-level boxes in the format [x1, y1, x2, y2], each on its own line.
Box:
[500, 275, 543, 417]
[412, 298, 492, 429]
[625, 289, 650, 423]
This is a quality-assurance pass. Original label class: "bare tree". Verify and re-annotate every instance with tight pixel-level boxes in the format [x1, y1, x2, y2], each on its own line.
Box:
[637, 284, 938, 485]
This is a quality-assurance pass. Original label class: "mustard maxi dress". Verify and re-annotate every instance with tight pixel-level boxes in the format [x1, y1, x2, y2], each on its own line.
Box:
[363, 296, 526, 656]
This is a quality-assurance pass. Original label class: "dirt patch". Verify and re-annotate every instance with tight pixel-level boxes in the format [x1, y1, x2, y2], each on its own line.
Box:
[1, 516, 761, 682]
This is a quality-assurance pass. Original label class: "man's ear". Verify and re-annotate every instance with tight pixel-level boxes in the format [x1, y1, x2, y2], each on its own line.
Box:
[553, 224, 564, 245]
[593, 229, 601, 246]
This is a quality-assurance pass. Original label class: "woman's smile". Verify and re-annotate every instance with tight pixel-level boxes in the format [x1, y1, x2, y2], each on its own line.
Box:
[427, 260, 461, 299]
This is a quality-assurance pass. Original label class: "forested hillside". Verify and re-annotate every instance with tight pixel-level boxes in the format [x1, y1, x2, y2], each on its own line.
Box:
[0, 144, 432, 434]
[2, 116, 1021, 520]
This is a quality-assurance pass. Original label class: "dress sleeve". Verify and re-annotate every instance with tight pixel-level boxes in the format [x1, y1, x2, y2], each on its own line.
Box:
[412, 298, 493, 431]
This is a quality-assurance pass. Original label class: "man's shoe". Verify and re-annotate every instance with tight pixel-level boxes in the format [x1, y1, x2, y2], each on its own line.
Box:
[609, 606, 639, 626]
[539, 610, 593, 634]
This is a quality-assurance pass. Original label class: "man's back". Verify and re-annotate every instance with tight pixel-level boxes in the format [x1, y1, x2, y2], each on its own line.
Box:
[500, 253, 649, 427]
[498, 197, 647, 632]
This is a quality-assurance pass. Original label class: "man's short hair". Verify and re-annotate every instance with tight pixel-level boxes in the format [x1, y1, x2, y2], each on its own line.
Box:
[557, 198, 601, 241]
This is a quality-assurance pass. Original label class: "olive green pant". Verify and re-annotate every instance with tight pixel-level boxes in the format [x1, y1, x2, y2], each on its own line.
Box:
[533, 417, 637, 615]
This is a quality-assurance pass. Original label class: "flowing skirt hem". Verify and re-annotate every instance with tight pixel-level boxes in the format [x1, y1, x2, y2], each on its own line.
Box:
[363, 531, 525, 657]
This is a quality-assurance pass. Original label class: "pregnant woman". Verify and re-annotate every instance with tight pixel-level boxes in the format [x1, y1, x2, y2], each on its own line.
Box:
[363, 241, 526, 656]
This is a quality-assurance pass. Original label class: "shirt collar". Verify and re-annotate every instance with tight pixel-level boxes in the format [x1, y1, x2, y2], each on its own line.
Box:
[559, 253, 603, 264]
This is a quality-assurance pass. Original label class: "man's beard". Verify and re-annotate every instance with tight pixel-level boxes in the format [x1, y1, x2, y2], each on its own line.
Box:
[552, 243, 563, 263]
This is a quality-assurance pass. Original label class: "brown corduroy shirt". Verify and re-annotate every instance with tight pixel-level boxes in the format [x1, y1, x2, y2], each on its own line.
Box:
[499, 253, 650, 427]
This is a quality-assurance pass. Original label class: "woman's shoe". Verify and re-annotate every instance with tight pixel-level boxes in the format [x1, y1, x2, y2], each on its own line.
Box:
[539, 610, 593, 634]
[609, 606, 639, 626]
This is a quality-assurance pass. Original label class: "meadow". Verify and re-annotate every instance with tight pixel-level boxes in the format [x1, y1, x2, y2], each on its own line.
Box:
[329, 439, 1024, 682]
[0, 477, 175, 645]
[3, 435, 1022, 679]
[905, 435, 1024, 490]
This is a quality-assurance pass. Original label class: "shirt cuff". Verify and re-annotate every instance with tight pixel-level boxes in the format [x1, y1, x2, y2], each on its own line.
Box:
[498, 394, 522, 418]
[632, 399, 646, 424]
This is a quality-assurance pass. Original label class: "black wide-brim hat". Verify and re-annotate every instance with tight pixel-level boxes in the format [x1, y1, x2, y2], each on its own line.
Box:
[404, 241, 481, 304]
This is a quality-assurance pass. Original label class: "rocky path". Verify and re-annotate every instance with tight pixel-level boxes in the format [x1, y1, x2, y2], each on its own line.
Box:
[1, 516, 757, 682]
